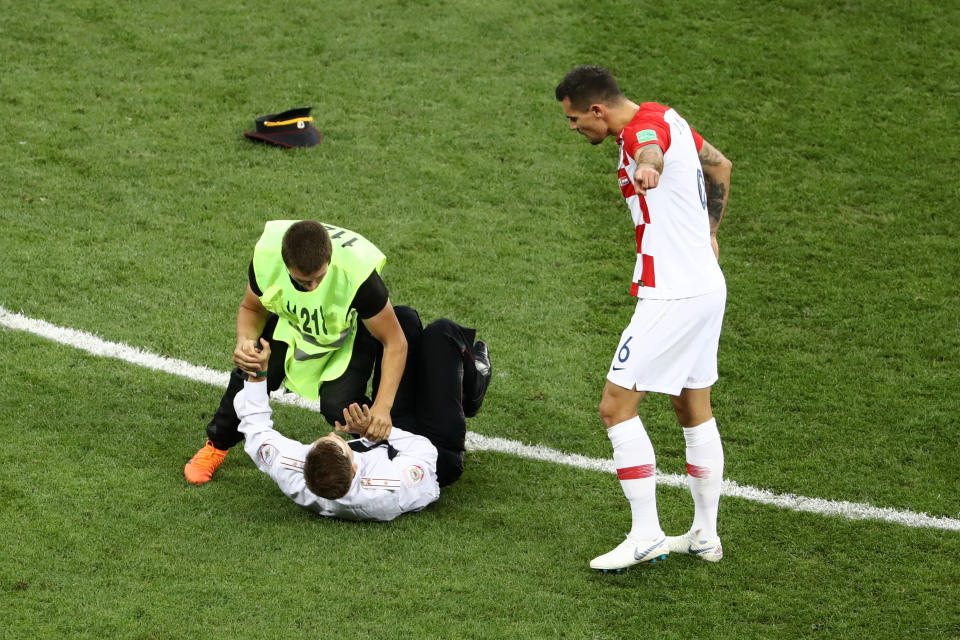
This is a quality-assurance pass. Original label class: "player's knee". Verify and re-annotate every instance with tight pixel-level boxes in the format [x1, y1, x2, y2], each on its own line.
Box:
[422, 319, 461, 351]
[597, 398, 622, 428]
[423, 318, 458, 338]
[319, 402, 346, 428]
[670, 402, 692, 426]
[669, 393, 713, 428]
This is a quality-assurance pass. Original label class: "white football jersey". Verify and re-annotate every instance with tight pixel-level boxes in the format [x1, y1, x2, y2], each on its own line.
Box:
[616, 102, 725, 299]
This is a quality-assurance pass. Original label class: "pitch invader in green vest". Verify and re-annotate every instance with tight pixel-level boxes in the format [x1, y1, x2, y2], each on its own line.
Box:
[184, 220, 408, 485]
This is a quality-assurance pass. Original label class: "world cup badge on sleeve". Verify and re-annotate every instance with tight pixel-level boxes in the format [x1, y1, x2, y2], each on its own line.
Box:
[258, 443, 277, 466]
[403, 465, 425, 487]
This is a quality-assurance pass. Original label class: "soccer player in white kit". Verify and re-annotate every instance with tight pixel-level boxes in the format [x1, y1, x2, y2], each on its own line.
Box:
[555, 66, 733, 571]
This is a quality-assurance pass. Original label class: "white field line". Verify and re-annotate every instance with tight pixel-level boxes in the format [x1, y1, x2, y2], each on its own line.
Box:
[3, 304, 958, 532]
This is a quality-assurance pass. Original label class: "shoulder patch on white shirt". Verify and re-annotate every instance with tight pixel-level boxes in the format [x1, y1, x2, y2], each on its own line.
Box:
[258, 443, 277, 466]
[403, 465, 425, 487]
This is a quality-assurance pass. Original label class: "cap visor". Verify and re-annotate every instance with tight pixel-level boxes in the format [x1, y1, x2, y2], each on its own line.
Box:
[243, 127, 321, 148]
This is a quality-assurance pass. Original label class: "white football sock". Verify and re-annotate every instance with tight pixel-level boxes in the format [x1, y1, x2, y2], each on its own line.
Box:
[682, 417, 724, 538]
[608, 416, 662, 540]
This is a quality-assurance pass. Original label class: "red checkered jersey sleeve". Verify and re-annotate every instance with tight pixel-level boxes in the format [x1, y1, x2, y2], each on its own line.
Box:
[621, 102, 706, 157]
[621, 102, 671, 159]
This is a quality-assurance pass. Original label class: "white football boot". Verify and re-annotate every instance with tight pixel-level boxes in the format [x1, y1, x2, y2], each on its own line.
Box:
[665, 529, 723, 563]
[590, 533, 669, 572]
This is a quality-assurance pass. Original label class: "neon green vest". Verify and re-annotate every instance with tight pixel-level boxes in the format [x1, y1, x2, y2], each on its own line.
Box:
[252, 220, 386, 401]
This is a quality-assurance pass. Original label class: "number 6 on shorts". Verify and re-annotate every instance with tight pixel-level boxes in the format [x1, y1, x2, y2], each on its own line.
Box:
[617, 336, 632, 363]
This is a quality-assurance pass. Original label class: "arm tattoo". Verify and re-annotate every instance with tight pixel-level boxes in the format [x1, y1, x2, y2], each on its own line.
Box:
[707, 182, 726, 227]
[635, 145, 664, 172]
[699, 144, 723, 167]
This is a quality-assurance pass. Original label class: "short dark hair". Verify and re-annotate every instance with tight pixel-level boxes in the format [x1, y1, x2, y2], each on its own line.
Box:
[281, 220, 332, 274]
[555, 65, 625, 111]
[304, 439, 353, 499]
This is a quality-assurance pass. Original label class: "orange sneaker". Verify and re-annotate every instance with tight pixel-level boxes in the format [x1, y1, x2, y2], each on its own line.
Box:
[184, 441, 228, 485]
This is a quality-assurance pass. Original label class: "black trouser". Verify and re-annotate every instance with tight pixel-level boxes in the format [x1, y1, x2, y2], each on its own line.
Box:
[375, 306, 475, 487]
[205, 314, 378, 450]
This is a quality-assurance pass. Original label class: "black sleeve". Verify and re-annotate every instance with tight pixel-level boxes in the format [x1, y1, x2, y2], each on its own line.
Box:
[248, 260, 262, 296]
[351, 271, 389, 319]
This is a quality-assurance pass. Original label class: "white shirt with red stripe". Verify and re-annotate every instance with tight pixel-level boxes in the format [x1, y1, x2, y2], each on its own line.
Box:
[616, 102, 725, 299]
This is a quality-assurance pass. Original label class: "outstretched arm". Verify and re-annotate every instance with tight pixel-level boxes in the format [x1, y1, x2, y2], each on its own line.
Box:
[234, 284, 270, 376]
[236, 339, 275, 444]
[235, 343, 314, 504]
[360, 300, 408, 442]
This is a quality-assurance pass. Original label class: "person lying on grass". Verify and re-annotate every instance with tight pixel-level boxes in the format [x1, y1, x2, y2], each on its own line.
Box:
[236, 306, 491, 521]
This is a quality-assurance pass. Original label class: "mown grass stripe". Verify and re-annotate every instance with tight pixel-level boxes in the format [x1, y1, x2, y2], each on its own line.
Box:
[3, 304, 957, 532]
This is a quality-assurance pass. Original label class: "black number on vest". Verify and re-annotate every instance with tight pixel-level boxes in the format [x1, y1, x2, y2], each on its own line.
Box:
[323, 225, 359, 248]
[300, 308, 321, 335]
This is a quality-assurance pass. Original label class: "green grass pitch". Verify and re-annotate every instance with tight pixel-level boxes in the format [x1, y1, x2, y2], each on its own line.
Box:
[1, 1, 958, 638]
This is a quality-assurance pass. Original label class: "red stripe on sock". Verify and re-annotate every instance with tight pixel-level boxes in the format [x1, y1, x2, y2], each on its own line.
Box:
[617, 464, 655, 480]
[686, 463, 711, 479]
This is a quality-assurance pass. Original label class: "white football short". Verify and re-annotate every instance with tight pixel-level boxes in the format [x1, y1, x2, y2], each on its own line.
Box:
[606, 288, 726, 396]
